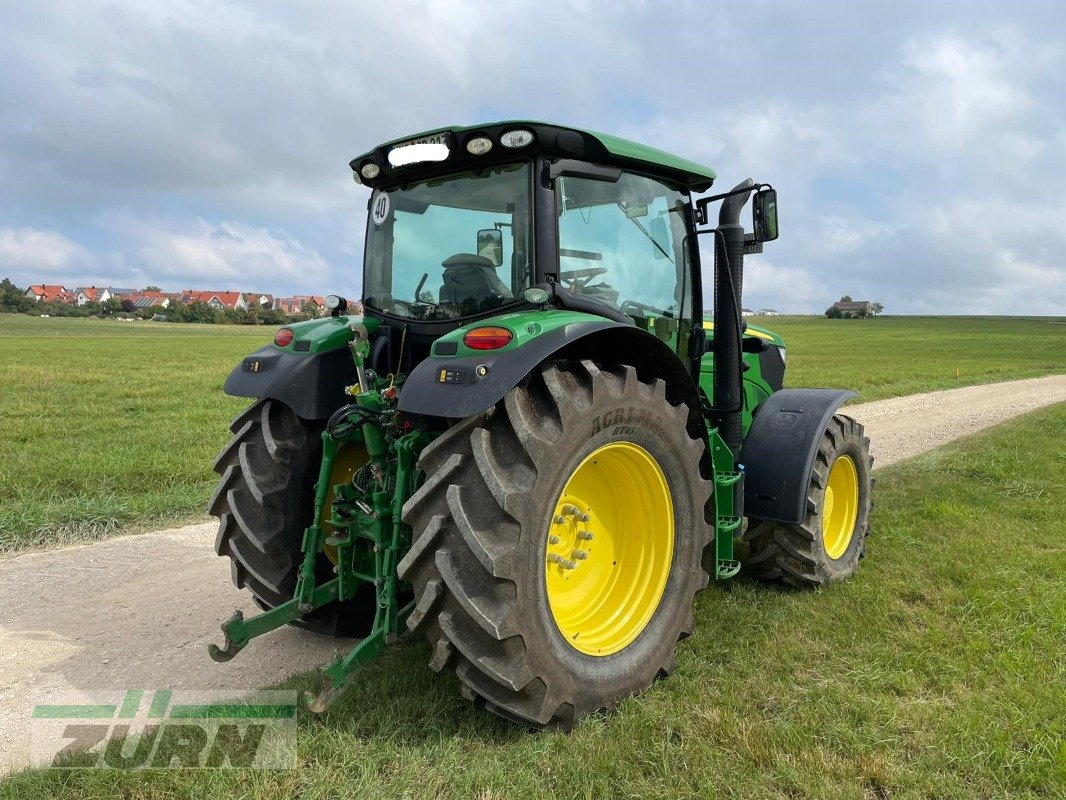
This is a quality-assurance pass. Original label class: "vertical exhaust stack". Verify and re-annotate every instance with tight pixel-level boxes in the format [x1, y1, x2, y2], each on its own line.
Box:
[713, 178, 754, 458]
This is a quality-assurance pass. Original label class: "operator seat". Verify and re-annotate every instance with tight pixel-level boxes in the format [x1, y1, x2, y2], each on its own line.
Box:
[439, 253, 512, 312]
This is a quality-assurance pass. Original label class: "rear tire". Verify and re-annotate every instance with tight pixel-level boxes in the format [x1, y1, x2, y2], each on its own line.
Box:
[399, 360, 714, 729]
[210, 399, 374, 637]
[745, 414, 873, 587]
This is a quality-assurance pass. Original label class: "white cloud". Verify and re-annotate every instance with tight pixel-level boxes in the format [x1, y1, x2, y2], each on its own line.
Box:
[0, 227, 91, 273]
[110, 216, 331, 290]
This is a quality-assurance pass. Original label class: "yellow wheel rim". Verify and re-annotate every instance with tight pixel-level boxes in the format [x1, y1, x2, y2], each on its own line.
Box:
[822, 454, 859, 560]
[544, 442, 674, 656]
[322, 443, 368, 565]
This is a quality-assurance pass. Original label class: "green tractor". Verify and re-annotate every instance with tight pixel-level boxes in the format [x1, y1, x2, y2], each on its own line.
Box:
[208, 122, 873, 728]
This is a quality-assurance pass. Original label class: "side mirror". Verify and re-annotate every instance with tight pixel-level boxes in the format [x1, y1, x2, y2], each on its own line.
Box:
[476, 229, 504, 266]
[752, 187, 779, 243]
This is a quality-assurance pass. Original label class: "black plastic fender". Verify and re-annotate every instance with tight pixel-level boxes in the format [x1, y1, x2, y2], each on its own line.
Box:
[222, 345, 357, 420]
[397, 320, 703, 429]
[740, 388, 858, 524]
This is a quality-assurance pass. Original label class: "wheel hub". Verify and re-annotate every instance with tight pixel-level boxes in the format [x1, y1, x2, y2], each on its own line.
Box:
[544, 442, 674, 656]
[822, 454, 859, 560]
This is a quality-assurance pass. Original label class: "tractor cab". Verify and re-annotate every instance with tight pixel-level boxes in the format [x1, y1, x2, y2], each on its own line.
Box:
[350, 122, 732, 373]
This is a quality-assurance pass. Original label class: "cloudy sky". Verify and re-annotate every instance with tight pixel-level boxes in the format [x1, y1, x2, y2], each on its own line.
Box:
[1, 0, 1063, 314]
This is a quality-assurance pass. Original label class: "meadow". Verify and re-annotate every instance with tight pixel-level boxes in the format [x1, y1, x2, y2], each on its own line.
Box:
[0, 313, 1063, 554]
[4, 403, 1062, 799]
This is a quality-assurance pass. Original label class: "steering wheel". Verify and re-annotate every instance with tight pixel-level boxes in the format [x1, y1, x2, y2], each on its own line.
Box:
[559, 267, 608, 292]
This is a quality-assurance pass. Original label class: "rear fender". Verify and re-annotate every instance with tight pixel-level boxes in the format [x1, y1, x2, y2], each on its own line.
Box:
[222, 315, 369, 420]
[397, 312, 704, 439]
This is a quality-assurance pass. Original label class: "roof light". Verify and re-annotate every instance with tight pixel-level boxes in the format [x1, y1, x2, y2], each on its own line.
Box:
[360, 162, 380, 180]
[463, 326, 512, 350]
[500, 129, 534, 148]
[324, 294, 347, 312]
[465, 136, 493, 155]
[274, 328, 294, 347]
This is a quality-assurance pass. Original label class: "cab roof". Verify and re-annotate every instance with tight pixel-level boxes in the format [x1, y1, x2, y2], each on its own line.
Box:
[350, 121, 717, 192]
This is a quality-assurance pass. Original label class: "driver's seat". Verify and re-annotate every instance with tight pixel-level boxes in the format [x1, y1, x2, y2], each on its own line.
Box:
[439, 253, 512, 310]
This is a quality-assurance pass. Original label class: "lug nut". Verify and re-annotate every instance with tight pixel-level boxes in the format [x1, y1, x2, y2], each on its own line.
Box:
[562, 504, 579, 516]
[548, 534, 560, 544]
[553, 515, 566, 525]
[571, 550, 589, 560]
[547, 553, 576, 569]
[577, 531, 594, 540]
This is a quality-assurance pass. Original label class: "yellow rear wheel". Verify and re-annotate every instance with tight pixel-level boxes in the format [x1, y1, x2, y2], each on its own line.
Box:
[399, 360, 714, 729]
[322, 443, 369, 565]
[545, 442, 674, 656]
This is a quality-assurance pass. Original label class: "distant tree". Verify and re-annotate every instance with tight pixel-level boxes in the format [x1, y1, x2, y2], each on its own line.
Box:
[825, 305, 843, 319]
[302, 299, 321, 318]
[871, 302, 884, 316]
[143, 285, 161, 292]
[839, 294, 853, 303]
[121, 298, 136, 312]
[0, 278, 34, 313]
[184, 301, 212, 323]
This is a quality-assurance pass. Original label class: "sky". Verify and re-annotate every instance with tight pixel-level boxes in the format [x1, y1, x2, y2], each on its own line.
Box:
[1, 0, 1064, 314]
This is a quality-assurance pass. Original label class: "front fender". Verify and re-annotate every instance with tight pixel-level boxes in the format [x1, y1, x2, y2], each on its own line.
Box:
[740, 388, 858, 524]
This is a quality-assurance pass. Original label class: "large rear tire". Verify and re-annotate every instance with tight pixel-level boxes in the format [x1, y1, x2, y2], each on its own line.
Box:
[210, 399, 374, 637]
[744, 414, 873, 587]
[398, 360, 714, 729]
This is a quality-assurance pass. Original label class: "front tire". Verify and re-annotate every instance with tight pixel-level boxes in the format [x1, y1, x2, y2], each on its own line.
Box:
[745, 414, 873, 587]
[398, 361, 713, 729]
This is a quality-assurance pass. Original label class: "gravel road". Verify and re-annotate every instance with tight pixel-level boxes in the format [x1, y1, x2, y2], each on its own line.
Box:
[2, 374, 1064, 772]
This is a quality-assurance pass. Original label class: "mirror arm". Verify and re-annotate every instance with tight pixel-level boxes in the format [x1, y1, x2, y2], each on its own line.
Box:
[694, 181, 773, 226]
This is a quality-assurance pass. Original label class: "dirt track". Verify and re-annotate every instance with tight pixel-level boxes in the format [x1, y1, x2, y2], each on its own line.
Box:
[2, 374, 1064, 773]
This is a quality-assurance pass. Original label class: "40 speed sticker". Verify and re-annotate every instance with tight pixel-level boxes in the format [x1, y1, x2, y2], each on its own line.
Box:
[371, 191, 390, 226]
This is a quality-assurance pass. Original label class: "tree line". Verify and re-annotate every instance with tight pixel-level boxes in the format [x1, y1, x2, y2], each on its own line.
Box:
[0, 278, 318, 324]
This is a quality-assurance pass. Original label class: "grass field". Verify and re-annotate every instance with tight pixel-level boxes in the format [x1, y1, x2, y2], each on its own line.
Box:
[1, 313, 1063, 554]
[3, 403, 1063, 798]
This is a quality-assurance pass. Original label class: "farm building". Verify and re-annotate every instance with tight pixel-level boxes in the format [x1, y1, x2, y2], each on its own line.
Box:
[831, 300, 874, 317]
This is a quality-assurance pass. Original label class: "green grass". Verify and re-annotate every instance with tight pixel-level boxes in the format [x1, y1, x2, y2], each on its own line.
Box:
[3, 403, 1063, 798]
[750, 314, 1065, 401]
[1, 313, 1063, 554]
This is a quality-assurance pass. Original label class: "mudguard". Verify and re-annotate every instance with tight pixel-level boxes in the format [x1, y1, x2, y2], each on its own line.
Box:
[398, 320, 622, 418]
[397, 319, 702, 427]
[740, 388, 858, 524]
[223, 345, 357, 420]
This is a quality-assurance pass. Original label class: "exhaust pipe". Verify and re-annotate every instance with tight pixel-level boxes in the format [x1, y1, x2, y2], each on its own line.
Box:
[713, 179, 754, 458]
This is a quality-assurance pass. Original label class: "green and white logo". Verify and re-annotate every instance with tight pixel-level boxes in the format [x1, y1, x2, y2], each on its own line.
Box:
[30, 689, 297, 769]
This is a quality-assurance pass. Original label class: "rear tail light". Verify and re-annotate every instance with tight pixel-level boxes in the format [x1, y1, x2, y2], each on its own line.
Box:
[463, 326, 512, 350]
[274, 328, 294, 347]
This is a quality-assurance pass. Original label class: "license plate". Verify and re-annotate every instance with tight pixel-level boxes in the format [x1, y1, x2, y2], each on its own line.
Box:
[392, 132, 449, 150]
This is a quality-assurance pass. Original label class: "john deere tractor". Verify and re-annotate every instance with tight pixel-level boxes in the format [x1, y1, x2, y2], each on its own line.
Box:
[208, 121, 873, 728]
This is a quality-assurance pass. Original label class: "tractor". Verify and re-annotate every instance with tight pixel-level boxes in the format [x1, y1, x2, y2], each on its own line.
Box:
[208, 121, 873, 729]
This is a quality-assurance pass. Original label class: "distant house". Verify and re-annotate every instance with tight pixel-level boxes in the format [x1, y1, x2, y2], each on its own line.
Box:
[107, 287, 134, 297]
[74, 286, 108, 305]
[245, 293, 275, 308]
[274, 295, 325, 316]
[757, 308, 780, 316]
[831, 300, 873, 317]
[180, 290, 248, 310]
[25, 284, 69, 303]
[128, 291, 171, 309]
[741, 308, 754, 317]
